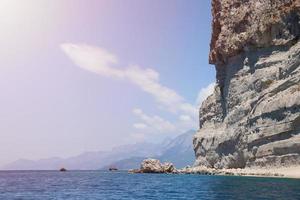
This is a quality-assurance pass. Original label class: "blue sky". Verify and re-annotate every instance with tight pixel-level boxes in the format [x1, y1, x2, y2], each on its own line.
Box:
[0, 0, 215, 164]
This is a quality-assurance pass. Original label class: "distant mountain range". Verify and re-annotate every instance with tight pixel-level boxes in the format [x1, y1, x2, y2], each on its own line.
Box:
[1, 130, 195, 170]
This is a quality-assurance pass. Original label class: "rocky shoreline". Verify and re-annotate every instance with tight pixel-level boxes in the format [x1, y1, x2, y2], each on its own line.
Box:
[128, 159, 288, 178]
[176, 166, 284, 178]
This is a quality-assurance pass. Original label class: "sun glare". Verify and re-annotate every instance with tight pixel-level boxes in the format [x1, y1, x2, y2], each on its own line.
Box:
[0, 0, 26, 24]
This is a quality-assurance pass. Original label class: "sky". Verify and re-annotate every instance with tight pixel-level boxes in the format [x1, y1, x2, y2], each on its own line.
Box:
[0, 0, 215, 165]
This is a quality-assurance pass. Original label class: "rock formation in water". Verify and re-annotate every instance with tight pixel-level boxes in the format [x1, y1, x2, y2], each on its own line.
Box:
[129, 159, 176, 173]
[194, 0, 300, 169]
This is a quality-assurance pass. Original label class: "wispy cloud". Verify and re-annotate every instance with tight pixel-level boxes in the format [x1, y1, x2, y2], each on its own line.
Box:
[61, 43, 215, 138]
[132, 108, 176, 133]
[61, 43, 194, 115]
[133, 123, 148, 129]
[179, 115, 192, 122]
[61, 43, 123, 78]
[131, 82, 215, 136]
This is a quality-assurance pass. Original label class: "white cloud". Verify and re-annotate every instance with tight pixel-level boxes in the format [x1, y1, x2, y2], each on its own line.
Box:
[179, 115, 192, 122]
[61, 43, 123, 78]
[61, 43, 195, 115]
[133, 123, 147, 129]
[125, 66, 185, 114]
[196, 82, 215, 107]
[132, 108, 198, 137]
[132, 108, 176, 133]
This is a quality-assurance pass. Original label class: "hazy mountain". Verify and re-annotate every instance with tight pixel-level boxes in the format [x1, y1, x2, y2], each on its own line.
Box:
[159, 129, 195, 168]
[102, 157, 147, 170]
[2, 130, 195, 170]
[1, 143, 162, 170]
[103, 130, 195, 169]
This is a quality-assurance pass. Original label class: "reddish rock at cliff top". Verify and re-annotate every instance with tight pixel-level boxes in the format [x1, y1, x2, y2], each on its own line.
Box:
[209, 0, 300, 65]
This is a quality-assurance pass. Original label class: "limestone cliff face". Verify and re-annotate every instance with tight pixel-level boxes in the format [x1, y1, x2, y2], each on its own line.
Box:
[193, 0, 300, 169]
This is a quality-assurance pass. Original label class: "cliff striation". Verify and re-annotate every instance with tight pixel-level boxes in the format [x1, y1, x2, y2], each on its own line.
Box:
[194, 0, 300, 169]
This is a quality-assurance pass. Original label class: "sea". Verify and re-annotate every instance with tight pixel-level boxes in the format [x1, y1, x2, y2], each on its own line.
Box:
[0, 170, 299, 200]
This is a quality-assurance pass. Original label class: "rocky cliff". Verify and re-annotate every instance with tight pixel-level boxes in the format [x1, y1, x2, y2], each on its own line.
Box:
[193, 0, 300, 169]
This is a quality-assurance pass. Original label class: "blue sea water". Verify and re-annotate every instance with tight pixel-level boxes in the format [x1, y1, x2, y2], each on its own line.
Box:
[0, 171, 299, 200]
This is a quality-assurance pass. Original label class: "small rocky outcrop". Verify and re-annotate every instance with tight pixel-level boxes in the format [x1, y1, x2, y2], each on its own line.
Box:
[109, 167, 118, 171]
[194, 0, 300, 169]
[129, 159, 176, 173]
[59, 168, 67, 172]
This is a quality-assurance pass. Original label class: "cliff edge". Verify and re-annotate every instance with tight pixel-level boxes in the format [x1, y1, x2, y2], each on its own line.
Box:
[194, 0, 300, 169]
